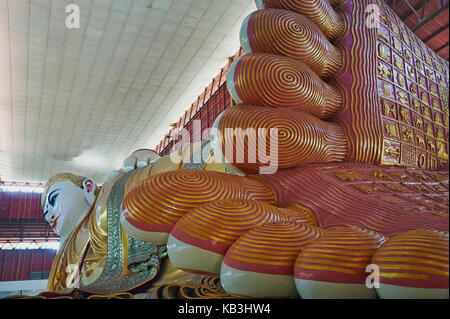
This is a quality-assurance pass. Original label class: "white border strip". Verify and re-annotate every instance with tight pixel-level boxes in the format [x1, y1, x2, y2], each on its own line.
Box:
[226, 56, 244, 104]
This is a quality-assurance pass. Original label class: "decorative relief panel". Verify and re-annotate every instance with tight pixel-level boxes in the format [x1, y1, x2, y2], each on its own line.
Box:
[376, 2, 449, 170]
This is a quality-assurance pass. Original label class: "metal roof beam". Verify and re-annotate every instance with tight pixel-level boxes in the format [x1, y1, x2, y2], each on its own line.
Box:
[394, 0, 434, 21]
[411, 2, 449, 31]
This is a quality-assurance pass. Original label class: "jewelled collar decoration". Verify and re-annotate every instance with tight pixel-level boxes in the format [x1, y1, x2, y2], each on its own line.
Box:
[81, 171, 166, 294]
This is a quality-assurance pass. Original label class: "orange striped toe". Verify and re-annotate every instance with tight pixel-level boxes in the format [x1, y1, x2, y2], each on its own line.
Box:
[371, 230, 449, 290]
[294, 226, 387, 284]
[170, 199, 288, 255]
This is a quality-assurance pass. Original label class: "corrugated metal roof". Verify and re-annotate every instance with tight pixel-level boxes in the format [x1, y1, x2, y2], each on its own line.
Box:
[385, 0, 449, 60]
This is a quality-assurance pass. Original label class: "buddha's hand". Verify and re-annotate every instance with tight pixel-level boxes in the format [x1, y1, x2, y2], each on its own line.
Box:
[120, 149, 161, 172]
[106, 149, 161, 181]
[211, 0, 449, 174]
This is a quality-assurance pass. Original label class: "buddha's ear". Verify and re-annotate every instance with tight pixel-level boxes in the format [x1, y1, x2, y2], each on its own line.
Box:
[83, 179, 95, 193]
[82, 179, 97, 205]
[82, 179, 95, 194]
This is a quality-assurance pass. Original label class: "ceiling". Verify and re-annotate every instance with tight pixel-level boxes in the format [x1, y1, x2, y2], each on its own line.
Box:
[385, 0, 449, 60]
[0, 0, 256, 185]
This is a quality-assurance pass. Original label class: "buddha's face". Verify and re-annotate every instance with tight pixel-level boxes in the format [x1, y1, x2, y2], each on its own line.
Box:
[43, 179, 96, 240]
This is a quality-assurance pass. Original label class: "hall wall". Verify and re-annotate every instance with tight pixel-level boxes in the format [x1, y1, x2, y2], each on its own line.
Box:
[0, 191, 57, 281]
[0, 192, 43, 219]
[0, 249, 56, 281]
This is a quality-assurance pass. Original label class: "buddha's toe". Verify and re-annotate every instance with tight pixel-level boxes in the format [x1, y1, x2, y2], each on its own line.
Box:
[241, 8, 342, 80]
[371, 229, 449, 299]
[211, 105, 348, 174]
[167, 199, 288, 274]
[227, 53, 342, 120]
[255, 0, 346, 42]
[294, 226, 386, 299]
[220, 222, 323, 297]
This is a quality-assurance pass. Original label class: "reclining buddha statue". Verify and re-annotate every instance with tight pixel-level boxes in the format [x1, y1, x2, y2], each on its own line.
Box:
[32, 0, 449, 299]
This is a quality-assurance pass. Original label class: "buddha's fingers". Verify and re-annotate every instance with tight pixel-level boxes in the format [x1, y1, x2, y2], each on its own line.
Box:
[167, 199, 288, 275]
[371, 230, 449, 299]
[120, 149, 161, 172]
[278, 203, 318, 225]
[255, 0, 346, 42]
[212, 105, 348, 174]
[220, 223, 323, 298]
[294, 226, 386, 299]
[227, 54, 343, 120]
[120, 170, 274, 243]
[241, 8, 342, 80]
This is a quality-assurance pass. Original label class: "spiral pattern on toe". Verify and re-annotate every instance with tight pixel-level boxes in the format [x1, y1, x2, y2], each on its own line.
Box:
[217, 105, 347, 173]
[257, 0, 345, 41]
[121, 170, 274, 233]
[228, 53, 342, 119]
[171, 199, 288, 254]
[241, 9, 342, 79]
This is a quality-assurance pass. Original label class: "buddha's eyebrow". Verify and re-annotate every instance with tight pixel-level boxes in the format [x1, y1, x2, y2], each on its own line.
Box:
[47, 189, 59, 202]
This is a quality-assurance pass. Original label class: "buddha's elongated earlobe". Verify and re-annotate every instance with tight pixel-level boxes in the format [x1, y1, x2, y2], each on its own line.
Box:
[83, 179, 94, 193]
[82, 179, 97, 205]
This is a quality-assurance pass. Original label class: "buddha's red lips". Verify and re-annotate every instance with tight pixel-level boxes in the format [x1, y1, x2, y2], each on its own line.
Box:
[52, 215, 60, 229]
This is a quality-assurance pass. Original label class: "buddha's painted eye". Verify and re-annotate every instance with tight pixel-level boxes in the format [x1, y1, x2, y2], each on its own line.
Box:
[48, 190, 59, 207]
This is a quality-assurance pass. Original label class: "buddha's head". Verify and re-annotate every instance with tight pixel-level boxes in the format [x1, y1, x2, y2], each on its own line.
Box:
[41, 173, 98, 241]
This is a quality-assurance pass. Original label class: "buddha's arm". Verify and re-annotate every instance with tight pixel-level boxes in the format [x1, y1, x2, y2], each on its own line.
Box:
[79, 144, 225, 290]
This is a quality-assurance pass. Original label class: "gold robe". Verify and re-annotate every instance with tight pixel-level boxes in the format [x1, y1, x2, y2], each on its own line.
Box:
[46, 142, 243, 297]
